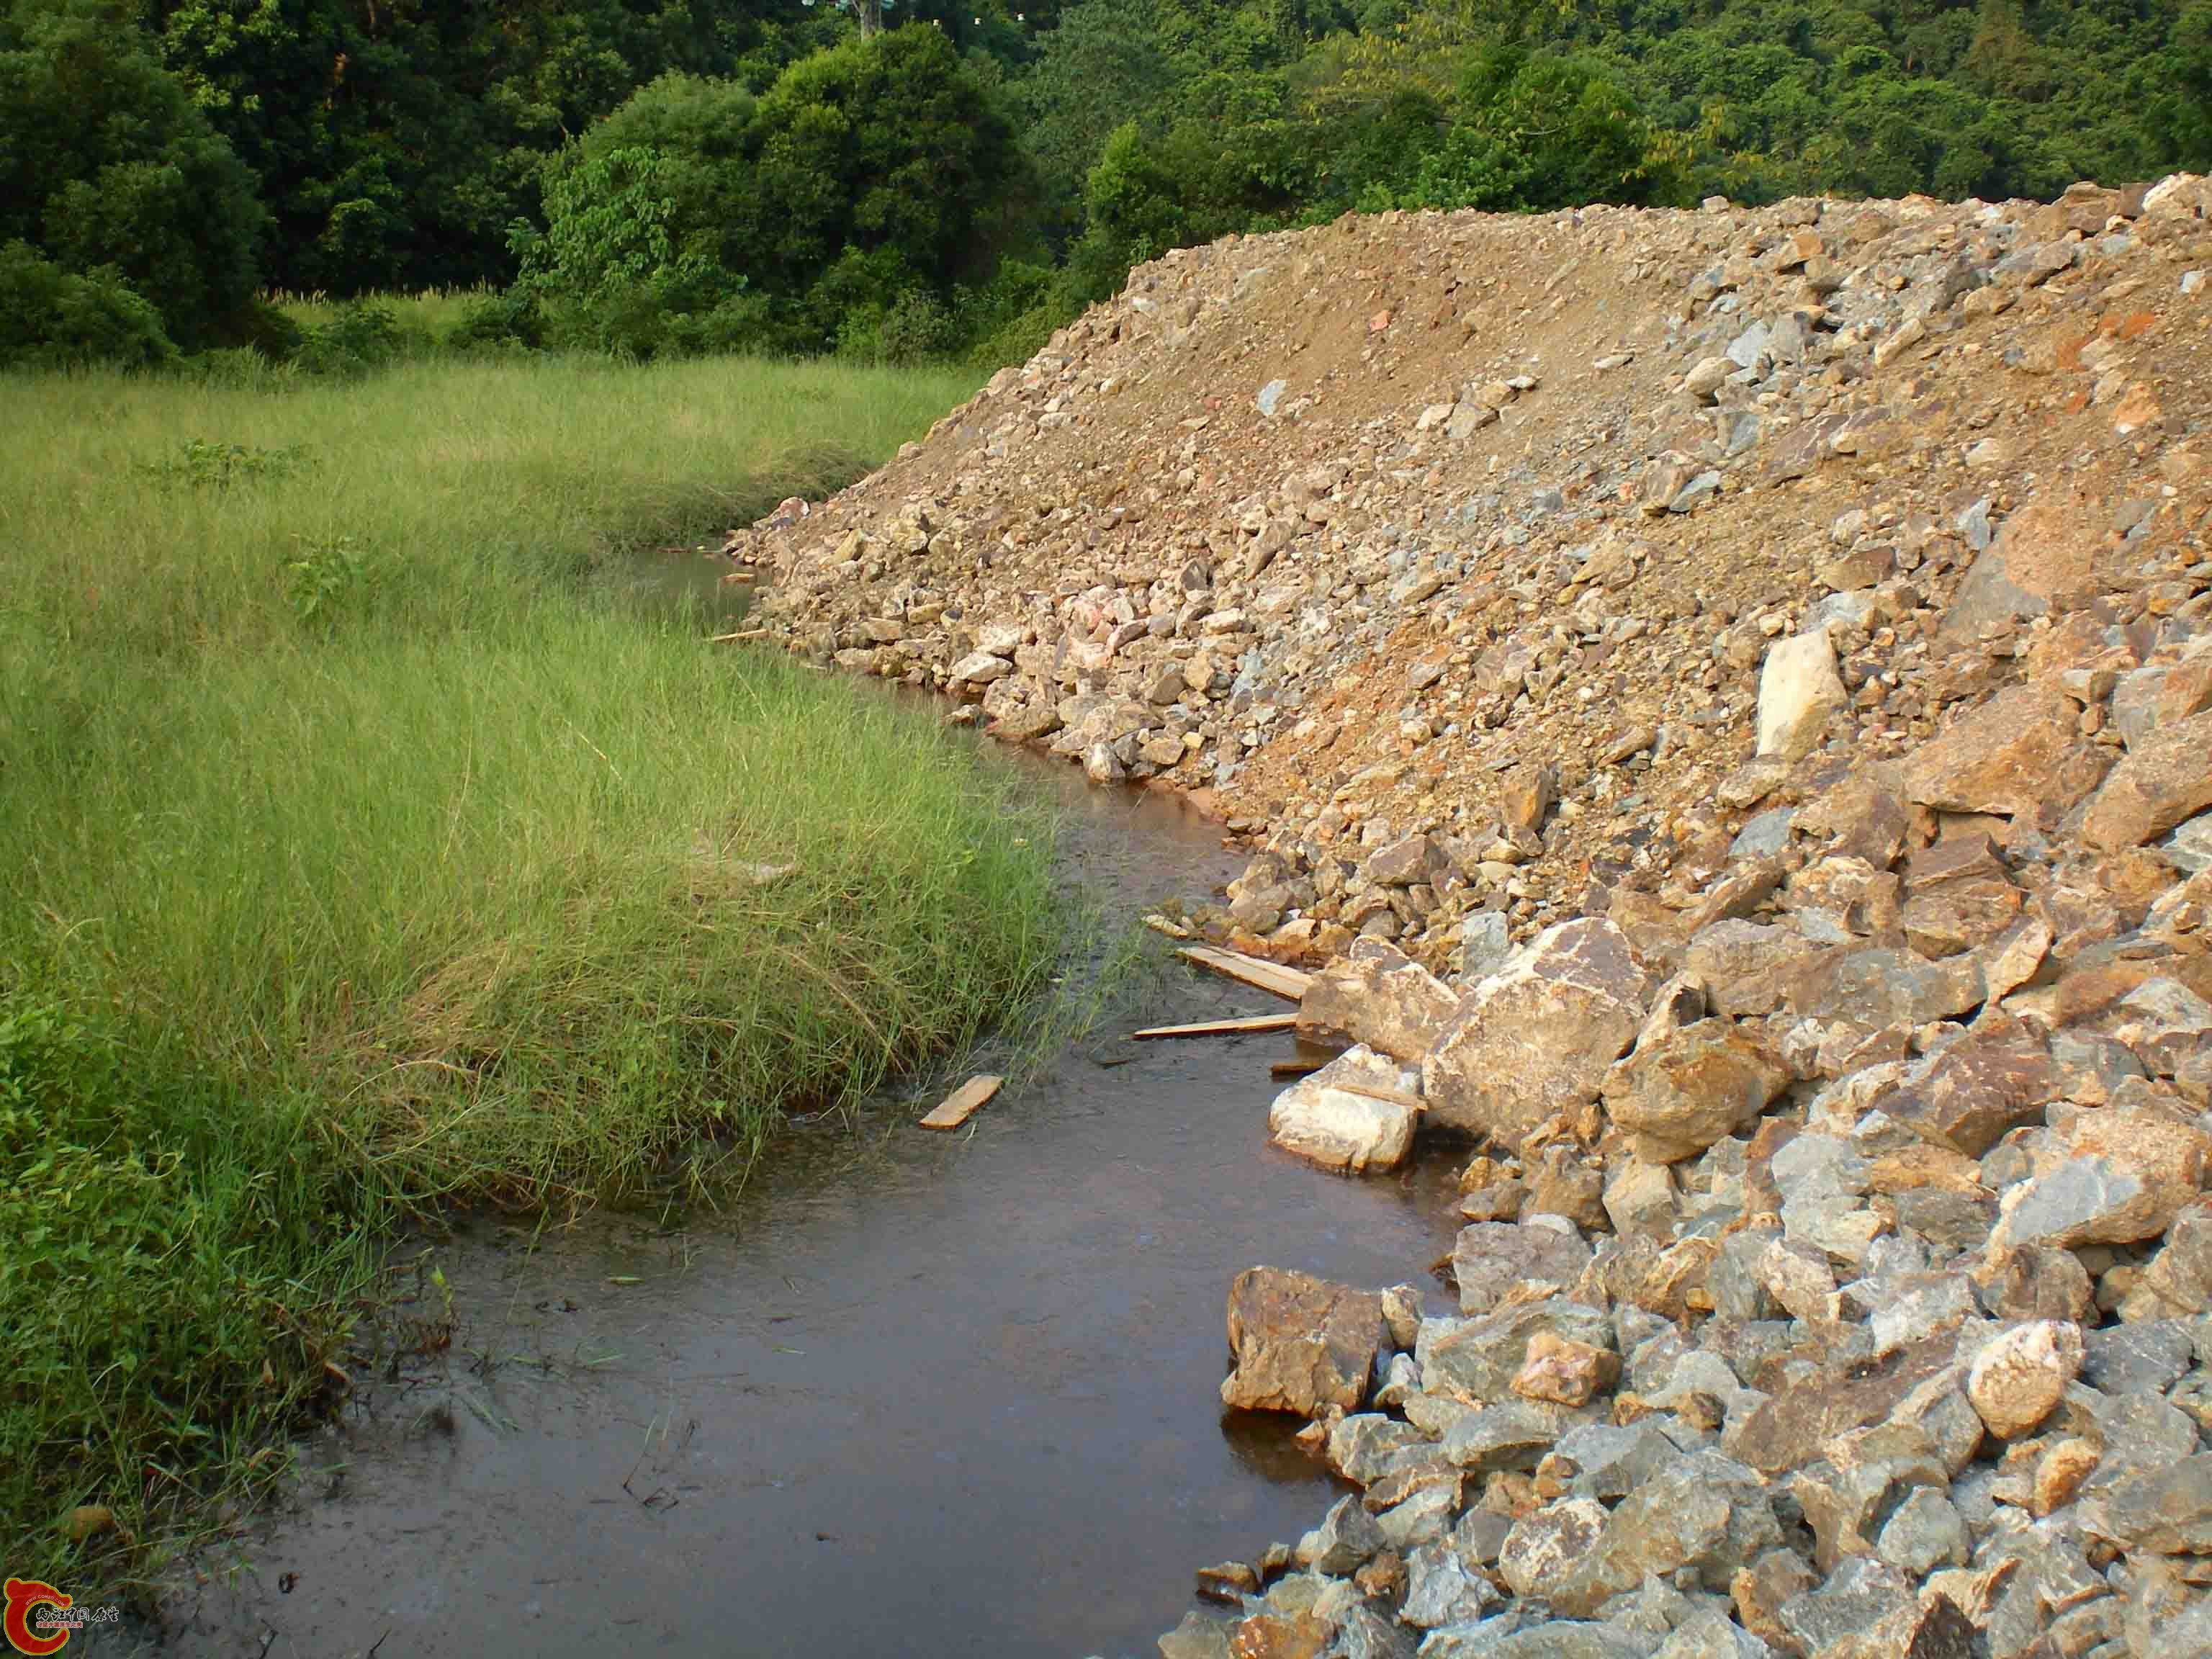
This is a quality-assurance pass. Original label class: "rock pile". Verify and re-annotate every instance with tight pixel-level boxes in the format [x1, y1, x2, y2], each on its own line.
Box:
[725, 174, 2212, 1658]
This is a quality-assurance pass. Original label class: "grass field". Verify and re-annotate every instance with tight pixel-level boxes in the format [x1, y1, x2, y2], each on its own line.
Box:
[0, 355, 1056, 1587]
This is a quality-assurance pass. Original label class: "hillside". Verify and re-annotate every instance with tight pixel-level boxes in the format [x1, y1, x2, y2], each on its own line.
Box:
[733, 176, 2212, 1657]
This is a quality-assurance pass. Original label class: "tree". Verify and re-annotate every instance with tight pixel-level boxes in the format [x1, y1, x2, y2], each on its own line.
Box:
[0, 0, 264, 352]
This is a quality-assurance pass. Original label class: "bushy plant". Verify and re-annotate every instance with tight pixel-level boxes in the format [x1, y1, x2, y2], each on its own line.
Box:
[0, 241, 176, 369]
[0, 0, 264, 353]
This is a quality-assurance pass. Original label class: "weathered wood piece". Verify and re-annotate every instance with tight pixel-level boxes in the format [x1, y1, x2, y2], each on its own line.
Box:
[920, 1074, 1003, 1130]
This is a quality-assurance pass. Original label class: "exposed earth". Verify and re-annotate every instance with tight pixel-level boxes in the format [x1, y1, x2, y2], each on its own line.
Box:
[729, 174, 2212, 1657]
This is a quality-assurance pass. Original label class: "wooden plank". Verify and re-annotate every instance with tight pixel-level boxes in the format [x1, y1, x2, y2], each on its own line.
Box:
[1334, 1078, 1426, 1110]
[709, 627, 771, 644]
[1270, 1058, 1326, 1079]
[919, 1074, 1002, 1131]
[1176, 945, 1313, 1003]
[1132, 1013, 1298, 1041]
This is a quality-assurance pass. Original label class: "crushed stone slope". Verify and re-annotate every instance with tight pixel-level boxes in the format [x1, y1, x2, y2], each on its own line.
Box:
[735, 179, 2209, 981]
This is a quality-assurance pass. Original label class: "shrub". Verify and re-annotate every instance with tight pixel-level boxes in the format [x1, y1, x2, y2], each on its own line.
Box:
[0, 0, 264, 352]
[0, 241, 176, 369]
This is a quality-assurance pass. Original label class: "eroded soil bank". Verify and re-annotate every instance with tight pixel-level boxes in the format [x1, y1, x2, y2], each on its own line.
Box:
[140, 756, 1459, 1659]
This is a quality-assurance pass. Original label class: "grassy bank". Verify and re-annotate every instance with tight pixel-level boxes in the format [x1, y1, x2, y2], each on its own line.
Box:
[0, 356, 1056, 1586]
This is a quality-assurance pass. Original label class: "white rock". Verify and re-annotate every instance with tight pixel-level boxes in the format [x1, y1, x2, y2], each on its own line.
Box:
[1756, 631, 1848, 760]
[1268, 1045, 1423, 1174]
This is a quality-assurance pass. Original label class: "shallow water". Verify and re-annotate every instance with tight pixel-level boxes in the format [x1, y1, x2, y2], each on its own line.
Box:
[148, 755, 1461, 1659]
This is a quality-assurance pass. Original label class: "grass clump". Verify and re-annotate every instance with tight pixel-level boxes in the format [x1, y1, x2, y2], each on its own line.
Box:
[0, 353, 1053, 1586]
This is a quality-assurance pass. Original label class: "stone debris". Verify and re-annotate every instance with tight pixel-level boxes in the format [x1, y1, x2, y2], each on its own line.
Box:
[724, 174, 2212, 1659]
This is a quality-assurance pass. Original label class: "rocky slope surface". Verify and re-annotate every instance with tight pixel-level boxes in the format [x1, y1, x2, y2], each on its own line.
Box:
[728, 175, 2212, 1658]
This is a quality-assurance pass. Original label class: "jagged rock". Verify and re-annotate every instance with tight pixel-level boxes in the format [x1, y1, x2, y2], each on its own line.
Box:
[1159, 1611, 1233, 1659]
[1684, 922, 1827, 1020]
[1989, 1106, 2212, 1252]
[1425, 918, 1648, 1153]
[1401, 1540, 1498, 1630]
[1512, 1328, 1620, 1407]
[1296, 939, 1460, 1064]
[1899, 682, 2105, 819]
[1964, 1318, 2083, 1437]
[1879, 1014, 2060, 1157]
[1220, 1268, 1385, 1416]
[1268, 1044, 1423, 1174]
[1653, 1611, 1776, 1659]
[1295, 1493, 1385, 1573]
[1498, 1496, 1609, 1596]
[2081, 711, 2212, 850]
[1604, 1007, 1792, 1164]
[1547, 1451, 1784, 1618]
[1758, 632, 1849, 761]
[1417, 1300, 1614, 1406]
[1450, 1219, 1593, 1313]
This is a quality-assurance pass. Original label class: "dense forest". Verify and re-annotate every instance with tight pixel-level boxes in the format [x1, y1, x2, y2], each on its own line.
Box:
[4, 0, 2209, 367]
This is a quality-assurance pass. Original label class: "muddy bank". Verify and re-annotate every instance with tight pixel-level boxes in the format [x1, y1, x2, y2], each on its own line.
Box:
[145, 758, 1459, 1659]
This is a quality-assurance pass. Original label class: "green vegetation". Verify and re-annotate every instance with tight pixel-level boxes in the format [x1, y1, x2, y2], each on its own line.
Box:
[0, 354, 1058, 1585]
[6, 0, 2207, 373]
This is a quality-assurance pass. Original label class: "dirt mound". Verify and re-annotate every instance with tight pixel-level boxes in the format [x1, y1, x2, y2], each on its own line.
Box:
[734, 176, 2208, 981]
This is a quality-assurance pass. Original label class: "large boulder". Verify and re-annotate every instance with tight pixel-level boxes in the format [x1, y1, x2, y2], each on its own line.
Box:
[1295, 939, 1460, 1064]
[1450, 1219, 1593, 1313]
[1220, 1268, 1385, 1416]
[2080, 710, 2212, 850]
[1899, 682, 2105, 819]
[1879, 1014, 2061, 1157]
[1267, 1044, 1422, 1174]
[1604, 997, 1792, 1164]
[1424, 919, 1648, 1153]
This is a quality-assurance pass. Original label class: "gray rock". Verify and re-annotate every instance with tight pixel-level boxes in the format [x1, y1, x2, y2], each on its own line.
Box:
[1402, 1540, 1500, 1629]
[1874, 1486, 1969, 1575]
[1256, 379, 1287, 417]
[1452, 1219, 1593, 1314]
[1159, 1611, 1233, 1659]
[2083, 1319, 2195, 1395]
[1548, 1421, 1681, 1501]
[1419, 1622, 1660, 1659]
[1295, 1493, 1384, 1573]
[1442, 1400, 1573, 1473]
[1730, 809, 1794, 861]
[1549, 1450, 1783, 1617]
[1652, 1610, 1776, 1659]
[1418, 1302, 1614, 1406]
[1777, 1557, 1914, 1655]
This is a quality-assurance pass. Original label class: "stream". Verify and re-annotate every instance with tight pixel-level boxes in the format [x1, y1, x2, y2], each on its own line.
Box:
[148, 724, 1462, 1658]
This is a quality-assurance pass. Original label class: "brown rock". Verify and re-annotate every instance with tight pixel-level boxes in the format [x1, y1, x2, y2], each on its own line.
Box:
[1881, 1015, 2061, 1157]
[1511, 1329, 1619, 1407]
[1965, 1318, 2083, 1438]
[1220, 1267, 1386, 1417]
[1501, 764, 1559, 837]
[1729, 1339, 1954, 1475]
[2080, 710, 2212, 850]
[1900, 682, 2104, 819]
[1424, 918, 1648, 1153]
[1940, 493, 2109, 645]
[1603, 1013, 1792, 1164]
[2034, 1438, 2100, 1516]
[1295, 938, 1460, 1064]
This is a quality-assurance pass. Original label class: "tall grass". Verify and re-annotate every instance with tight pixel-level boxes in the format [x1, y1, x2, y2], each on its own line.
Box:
[0, 355, 1054, 1588]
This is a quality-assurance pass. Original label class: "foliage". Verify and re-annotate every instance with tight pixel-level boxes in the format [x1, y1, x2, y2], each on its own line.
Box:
[0, 0, 263, 351]
[0, 242, 179, 370]
[0, 353, 1058, 1581]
